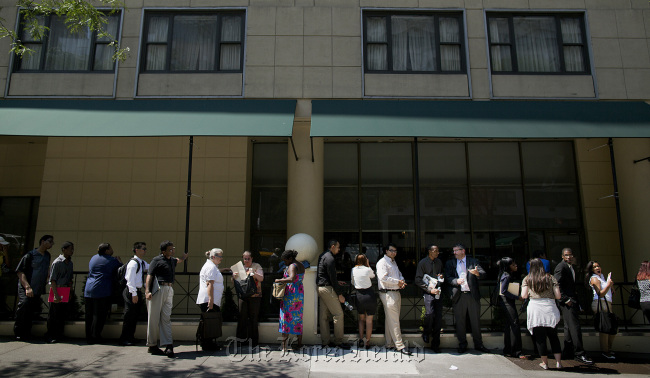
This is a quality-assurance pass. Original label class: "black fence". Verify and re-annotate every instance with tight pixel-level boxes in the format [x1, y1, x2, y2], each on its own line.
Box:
[1, 271, 648, 335]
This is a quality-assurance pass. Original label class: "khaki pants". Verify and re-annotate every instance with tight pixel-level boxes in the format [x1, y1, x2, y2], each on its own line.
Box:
[318, 286, 344, 345]
[379, 291, 405, 350]
[147, 285, 174, 347]
[592, 299, 616, 353]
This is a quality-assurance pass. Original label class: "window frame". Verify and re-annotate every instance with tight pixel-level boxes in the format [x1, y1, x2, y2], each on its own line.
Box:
[140, 10, 245, 74]
[362, 11, 467, 74]
[13, 12, 121, 73]
[486, 12, 590, 75]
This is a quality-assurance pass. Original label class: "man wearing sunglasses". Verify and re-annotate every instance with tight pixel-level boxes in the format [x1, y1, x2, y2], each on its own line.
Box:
[120, 241, 149, 346]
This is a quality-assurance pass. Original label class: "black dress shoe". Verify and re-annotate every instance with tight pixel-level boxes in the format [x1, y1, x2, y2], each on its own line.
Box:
[575, 355, 594, 365]
[399, 348, 413, 356]
[422, 334, 430, 343]
[457, 347, 467, 354]
[336, 343, 352, 350]
[431, 347, 441, 353]
[475, 346, 491, 353]
[120, 340, 133, 346]
[148, 346, 165, 355]
[164, 347, 175, 358]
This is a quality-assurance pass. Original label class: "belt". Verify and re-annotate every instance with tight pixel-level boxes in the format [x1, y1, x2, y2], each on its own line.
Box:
[461, 291, 471, 294]
[159, 282, 173, 286]
[379, 289, 399, 293]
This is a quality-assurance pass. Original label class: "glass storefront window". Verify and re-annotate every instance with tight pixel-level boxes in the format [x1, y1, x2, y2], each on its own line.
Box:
[250, 143, 287, 269]
[321, 140, 582, 273]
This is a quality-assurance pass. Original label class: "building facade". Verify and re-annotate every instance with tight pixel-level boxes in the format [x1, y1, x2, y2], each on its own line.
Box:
[1, 0, 649, 333]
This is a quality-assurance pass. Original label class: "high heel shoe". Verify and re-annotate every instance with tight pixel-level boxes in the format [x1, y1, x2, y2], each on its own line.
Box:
[539, 362, 548, 370]
[556, 362, 563, 369]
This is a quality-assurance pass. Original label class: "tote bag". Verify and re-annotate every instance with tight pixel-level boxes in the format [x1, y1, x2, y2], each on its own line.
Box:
[594, 299, 618, 335]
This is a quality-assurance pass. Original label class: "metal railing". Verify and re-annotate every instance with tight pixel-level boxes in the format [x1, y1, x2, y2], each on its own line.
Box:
[2, 272, 647, 334]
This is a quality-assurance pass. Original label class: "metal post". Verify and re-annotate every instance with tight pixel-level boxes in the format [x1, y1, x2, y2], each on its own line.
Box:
[184, 136, 194, 273]
[608, 138, 628, 282]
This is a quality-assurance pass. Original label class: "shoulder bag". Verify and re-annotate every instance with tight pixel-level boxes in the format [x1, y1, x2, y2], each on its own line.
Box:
[234, 273, 257, 299]
[594, 297, 618, 335]
[272, 282, 287, 299]
[628, 285, 641, 310]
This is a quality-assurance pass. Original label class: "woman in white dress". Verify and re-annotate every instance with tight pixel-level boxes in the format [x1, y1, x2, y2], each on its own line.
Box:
[522, 258, 562, 370]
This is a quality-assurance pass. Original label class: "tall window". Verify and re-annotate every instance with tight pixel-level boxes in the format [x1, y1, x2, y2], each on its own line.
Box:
[15, 14, 120, 72]
[142, 11, 244, 72]
[324, 141, 584, 282]
[250, 143, 287, 267]
[363, 12, 465, 73]
[487, 13, 589, 73]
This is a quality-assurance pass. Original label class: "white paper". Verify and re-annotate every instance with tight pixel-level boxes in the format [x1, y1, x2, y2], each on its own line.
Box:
[231, 261, 246, 281]
[459, 272, 470, 291]
[449, 365, 458, 370]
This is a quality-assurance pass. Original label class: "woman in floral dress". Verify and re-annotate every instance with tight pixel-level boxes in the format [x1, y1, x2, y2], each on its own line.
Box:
[274, 249, 305, 351]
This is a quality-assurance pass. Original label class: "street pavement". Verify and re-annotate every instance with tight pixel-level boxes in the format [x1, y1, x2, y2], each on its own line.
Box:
[1, 337, 649, 378]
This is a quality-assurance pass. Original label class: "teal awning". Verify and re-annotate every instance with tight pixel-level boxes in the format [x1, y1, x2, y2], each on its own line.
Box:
[0, 100, 296, 137]
[311, 100, 650, 138]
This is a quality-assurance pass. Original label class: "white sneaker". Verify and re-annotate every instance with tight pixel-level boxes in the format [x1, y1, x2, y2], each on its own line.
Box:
[602, 352, 616, 360]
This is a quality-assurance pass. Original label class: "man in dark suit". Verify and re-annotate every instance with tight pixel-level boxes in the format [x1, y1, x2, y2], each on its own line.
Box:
[554, 248, 593, 364]
[444, 243, 489, 354]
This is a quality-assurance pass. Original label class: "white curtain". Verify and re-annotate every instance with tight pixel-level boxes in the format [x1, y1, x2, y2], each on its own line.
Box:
[439, 17, 460, 71]
[44, 16, 91, 70]
[93, 15, 119, 70]
[220, 15, 242, 70]
[488, 18, 512, 71]
[366, 17, 387, 70]
[18, 16, 45, 70]
[145, 16, 169, 70]
[170, 15, 218, 71]
[391, 16, 435, 71]
[513, 17, 560, 72]
[560, 18, 584, 72]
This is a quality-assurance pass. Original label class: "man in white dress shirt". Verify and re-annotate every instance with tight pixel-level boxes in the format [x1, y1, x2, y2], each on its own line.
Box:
[120, 242, 149, 346]
[377, 243, 412, 356]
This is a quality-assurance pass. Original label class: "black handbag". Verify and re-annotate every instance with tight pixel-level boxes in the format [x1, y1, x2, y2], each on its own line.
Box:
[594, 299, 618, 335]
[628, 285, 641, 310]
[234, 274, 257, 299]
[196, 310, 222, 350]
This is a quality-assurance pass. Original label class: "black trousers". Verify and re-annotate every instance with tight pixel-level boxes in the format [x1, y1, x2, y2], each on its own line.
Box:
[499, 298, 522, 356]
[559, 303, 585, 357]
[46, 301, 69, 340]
[453, 292, 483, 348]
[84, 296, 111, 343]
[14, 287, 41, 338]
[120, 287, 144, 342]
[236, 297, 261, 346]
[423, 293, 443, 349]
[641, 302, 650, 324]
[533, 326, 562, 357]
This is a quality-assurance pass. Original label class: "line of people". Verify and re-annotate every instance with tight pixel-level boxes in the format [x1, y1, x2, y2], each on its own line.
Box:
[11, 235, 650, 363]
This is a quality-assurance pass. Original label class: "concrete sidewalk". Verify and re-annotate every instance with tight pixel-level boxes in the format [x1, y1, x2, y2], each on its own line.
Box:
[1, 337, 649, 378]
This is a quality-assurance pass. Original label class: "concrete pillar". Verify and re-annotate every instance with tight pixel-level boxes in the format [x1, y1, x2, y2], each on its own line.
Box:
[613, 138, 650, 282]
[286, 99, 324, 344]
[287, 100, 323, 260]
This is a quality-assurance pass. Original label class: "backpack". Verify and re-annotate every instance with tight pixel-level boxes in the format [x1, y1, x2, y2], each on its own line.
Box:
[117, 258, 140, 287]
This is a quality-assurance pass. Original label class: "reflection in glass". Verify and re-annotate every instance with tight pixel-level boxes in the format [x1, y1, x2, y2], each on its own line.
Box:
[470, 186, 525, 231]
[468, 142, 521, 185]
